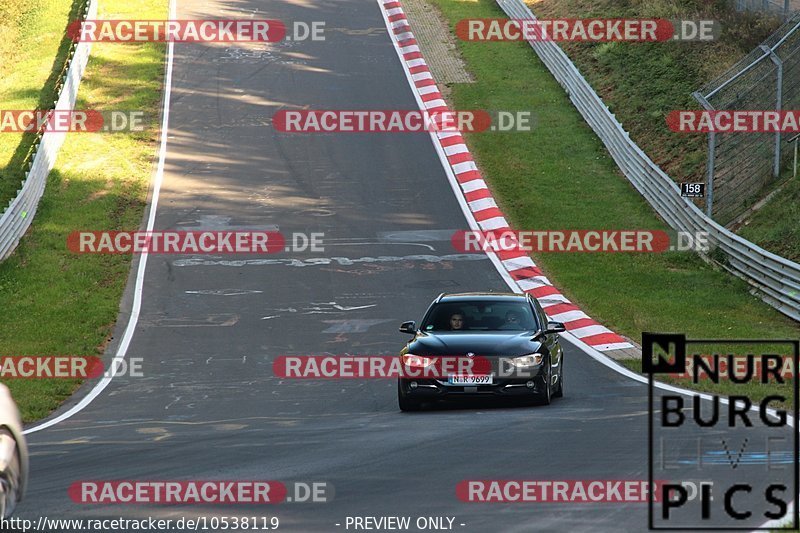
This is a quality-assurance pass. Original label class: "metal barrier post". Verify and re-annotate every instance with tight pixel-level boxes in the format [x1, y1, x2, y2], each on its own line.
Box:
[761, 45, 784, 179]
[693, 91, 715, 216]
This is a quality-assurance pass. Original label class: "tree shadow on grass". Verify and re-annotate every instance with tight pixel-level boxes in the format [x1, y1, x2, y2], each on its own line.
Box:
[0, 0, 91, 211]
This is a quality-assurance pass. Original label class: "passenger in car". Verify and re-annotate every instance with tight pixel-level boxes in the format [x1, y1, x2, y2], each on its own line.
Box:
[498, 311, 523, 330]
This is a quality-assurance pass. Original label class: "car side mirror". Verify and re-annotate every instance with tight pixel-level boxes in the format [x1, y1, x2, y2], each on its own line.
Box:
[545, 321, 566, 334]
[399, 321, 417, 335]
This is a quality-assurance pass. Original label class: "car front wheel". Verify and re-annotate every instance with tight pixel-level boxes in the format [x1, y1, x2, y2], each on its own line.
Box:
[398, 382, 423, 412]
[536, 364, 552, 405]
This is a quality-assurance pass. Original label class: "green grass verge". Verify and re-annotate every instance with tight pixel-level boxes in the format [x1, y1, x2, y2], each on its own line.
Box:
[428, 0, 800, 346]
[0, 0, 166, 422]
[738, 175, 800, 262]
[0, 0, 90, 208]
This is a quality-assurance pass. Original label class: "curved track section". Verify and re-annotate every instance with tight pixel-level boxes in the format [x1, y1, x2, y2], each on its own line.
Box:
[15, 1, 793, 531]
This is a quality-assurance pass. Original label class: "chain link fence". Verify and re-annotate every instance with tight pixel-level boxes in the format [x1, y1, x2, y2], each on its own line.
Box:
[735, 0, 798, 19]
[694, 12, 800, 225]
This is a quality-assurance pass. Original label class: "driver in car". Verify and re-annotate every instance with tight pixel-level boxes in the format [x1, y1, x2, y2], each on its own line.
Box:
[449, 313, 465, 330]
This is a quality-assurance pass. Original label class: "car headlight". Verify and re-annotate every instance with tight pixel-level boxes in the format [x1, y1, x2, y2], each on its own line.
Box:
[402, 354, 435, 368]
[509, 353, 544, 367]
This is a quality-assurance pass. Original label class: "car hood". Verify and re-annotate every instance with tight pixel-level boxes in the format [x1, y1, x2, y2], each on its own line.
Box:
[407, 332, 543, 357]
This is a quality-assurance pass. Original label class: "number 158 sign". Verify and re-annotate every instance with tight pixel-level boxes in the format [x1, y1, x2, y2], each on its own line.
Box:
[681, 183, 705, 198]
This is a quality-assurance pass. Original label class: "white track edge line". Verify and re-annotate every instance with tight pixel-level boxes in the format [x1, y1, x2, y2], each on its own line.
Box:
[24, 0, 177, 435]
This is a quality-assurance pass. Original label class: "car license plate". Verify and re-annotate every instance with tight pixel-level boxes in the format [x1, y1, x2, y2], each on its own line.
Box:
[448, 374, 493, 385]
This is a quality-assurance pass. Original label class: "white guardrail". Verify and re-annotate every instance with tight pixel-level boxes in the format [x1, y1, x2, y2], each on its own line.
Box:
[496, 0, 800, 322]
[0, 0, 97, 261]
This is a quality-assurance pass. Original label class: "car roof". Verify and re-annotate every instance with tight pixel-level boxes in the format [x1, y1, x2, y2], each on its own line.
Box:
[437, 292, 528, 303]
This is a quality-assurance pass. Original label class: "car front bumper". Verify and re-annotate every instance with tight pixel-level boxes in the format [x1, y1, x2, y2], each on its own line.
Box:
[398, 371, 548, 399]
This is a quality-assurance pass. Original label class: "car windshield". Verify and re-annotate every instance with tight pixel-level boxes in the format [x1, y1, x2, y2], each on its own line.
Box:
[421, 301, 538, 332]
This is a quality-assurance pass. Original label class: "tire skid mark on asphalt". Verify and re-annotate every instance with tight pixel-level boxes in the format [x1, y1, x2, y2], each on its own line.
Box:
[170, 253, 490, 267]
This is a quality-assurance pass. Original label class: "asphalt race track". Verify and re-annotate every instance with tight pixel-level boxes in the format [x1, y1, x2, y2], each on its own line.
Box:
[15, 0, 796, 531]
